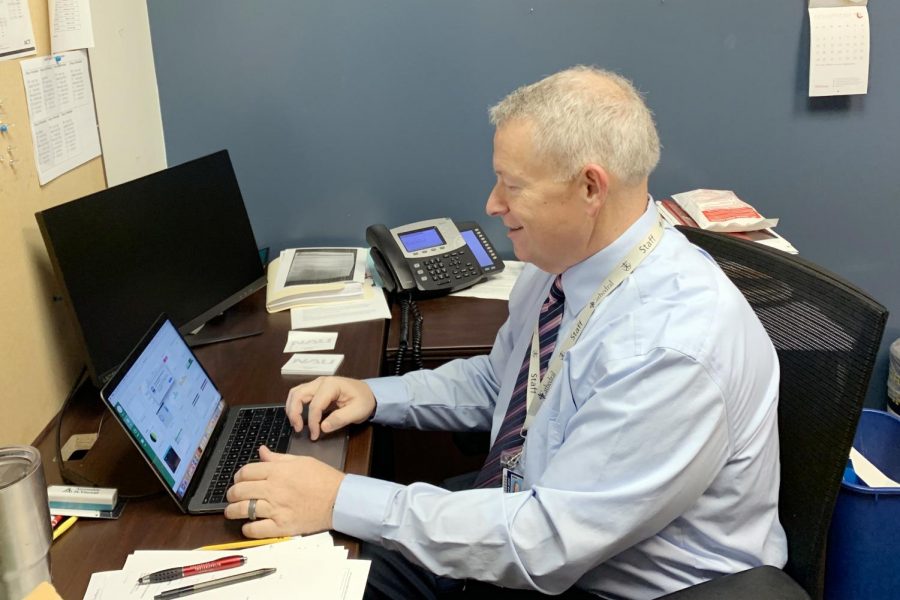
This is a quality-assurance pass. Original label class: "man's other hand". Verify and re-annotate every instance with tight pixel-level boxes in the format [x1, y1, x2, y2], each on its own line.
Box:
[224, 445, 345, 537]
[286, 376, 376, 440]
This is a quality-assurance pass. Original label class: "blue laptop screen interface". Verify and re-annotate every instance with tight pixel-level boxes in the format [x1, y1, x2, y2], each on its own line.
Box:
[107, 320, 225, 499]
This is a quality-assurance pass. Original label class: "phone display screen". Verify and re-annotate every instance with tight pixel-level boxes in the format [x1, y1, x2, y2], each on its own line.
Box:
[399, 227, 444, 252]
[461, 230, 494, 268]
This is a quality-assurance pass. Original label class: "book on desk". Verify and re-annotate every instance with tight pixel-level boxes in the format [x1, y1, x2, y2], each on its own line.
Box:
[266, 247, 368, 312]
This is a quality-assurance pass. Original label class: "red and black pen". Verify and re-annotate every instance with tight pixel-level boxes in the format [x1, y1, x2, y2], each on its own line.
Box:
[137, 555, 247, 584]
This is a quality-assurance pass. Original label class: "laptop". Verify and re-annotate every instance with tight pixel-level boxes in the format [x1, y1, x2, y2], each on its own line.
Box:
[99, 314, 348, 514]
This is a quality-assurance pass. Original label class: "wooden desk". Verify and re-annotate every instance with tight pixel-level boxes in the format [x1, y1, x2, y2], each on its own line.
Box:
[384, 295, 508, 373]
[380, 294, 508, 484]
[33, 290, 384, 599]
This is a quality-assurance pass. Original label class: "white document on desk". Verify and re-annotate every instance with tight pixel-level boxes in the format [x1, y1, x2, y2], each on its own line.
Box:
[450, 260, 524, 301]
[83, 538, 369, 600]
[291, 287, 390, 329]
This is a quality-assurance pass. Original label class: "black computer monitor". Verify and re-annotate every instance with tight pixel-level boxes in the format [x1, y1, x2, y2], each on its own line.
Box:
[36, 150, 266, 386]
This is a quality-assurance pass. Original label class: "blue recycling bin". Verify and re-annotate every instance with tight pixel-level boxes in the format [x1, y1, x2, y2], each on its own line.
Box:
[825, 409, 900, 600]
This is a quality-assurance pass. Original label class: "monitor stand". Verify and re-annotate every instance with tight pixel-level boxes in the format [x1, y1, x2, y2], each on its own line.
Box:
[184, 327, 262, 348]
[182, 302, 264, 348]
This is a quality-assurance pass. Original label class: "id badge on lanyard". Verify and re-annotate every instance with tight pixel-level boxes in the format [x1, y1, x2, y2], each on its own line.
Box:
[500, 449, 524, 493]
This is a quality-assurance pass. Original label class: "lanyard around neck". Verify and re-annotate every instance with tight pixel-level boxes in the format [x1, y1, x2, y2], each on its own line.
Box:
[522, 214, 666, 433]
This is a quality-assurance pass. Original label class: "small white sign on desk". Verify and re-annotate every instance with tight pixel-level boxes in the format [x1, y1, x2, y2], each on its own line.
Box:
[281, 353, 344, 376]
[283, 331, 338, 353]
[808, 0, 870, 97]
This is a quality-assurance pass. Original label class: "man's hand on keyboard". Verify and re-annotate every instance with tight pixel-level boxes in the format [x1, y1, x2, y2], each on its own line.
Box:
[224, 445, 345, 537]
[286, 376, 377, 440]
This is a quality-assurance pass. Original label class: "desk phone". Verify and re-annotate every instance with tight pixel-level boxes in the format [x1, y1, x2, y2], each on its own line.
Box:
[366, 218, 504, 298]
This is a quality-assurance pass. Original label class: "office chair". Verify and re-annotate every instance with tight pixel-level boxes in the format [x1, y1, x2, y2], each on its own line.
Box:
[659, 227, 888, 600]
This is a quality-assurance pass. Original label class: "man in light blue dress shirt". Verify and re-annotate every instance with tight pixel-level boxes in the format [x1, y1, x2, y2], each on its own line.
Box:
[225, 66, 787, 599]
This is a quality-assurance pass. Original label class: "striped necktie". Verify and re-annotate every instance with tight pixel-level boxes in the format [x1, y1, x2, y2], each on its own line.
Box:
[473, 274, 565, 488]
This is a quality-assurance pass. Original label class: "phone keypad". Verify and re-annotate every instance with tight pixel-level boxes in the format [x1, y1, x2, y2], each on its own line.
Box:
[417, 250, 481, 288]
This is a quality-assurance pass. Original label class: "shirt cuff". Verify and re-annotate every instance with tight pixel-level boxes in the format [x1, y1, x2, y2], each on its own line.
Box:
[332, 474, 404, 543]
[363, 376, 409, 425]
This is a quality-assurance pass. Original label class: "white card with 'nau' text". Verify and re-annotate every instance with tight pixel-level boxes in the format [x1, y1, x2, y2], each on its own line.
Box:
[281, 353, 344, 376]
[283, 331, 338, 353]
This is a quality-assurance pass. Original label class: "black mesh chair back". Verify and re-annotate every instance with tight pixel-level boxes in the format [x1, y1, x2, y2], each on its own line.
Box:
[676, 226, 888, 599]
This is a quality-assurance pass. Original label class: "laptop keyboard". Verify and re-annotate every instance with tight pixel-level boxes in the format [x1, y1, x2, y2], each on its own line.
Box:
[203, 406, 293, 504]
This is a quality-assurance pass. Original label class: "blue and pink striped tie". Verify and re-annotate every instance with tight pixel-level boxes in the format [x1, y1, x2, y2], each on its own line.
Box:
[473, 275, 565, 488]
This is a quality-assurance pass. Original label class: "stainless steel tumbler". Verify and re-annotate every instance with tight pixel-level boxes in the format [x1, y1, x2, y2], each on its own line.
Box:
[0, 446, 52, 600]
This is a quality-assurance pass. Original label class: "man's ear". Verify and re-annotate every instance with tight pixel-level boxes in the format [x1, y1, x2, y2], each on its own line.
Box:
[582, 164, 610, 215]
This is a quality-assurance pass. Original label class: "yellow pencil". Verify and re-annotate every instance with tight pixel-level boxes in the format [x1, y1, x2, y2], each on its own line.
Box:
[52, 516, 78, 541]
[196, 536, 293, 551]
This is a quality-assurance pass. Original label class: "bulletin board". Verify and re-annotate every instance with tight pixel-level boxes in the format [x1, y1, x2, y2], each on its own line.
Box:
[0, 0, 106, 444]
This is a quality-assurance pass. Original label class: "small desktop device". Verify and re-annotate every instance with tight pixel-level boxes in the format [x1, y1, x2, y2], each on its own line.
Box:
[36, 150, 266, 386]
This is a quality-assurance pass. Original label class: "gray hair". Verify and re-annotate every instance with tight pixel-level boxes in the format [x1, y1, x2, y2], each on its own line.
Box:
[489, 66, 660, 184]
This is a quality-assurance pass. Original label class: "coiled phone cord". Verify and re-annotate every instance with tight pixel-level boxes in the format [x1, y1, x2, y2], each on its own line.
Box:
[394, 294, 424, 375]
[394, 296, 410, 376]
[409, 298, 424, 371]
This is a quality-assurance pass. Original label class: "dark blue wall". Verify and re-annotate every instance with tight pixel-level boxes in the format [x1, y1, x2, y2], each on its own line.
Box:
[147, 0, 899, 407]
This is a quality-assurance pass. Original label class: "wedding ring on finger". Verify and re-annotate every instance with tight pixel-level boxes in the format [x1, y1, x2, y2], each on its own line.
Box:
[248, 498, 258, 521]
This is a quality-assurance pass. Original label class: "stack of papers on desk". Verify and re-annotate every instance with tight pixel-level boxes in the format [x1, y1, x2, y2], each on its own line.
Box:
[657, 194, 798, 254]
[83, 533, 369, 600]
[451, 261, 524, 301]
[266, 248, 368, 313]
[290, 284, 391, 329]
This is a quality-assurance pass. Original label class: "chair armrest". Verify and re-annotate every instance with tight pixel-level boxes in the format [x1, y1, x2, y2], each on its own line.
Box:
[657, 566, 810, 600]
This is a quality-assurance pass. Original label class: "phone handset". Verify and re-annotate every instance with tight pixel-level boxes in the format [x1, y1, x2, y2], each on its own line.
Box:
[366, 223, 416, 293]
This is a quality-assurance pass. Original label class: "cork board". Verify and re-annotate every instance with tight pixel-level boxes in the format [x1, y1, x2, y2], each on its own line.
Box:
[0, 0, 106, 445]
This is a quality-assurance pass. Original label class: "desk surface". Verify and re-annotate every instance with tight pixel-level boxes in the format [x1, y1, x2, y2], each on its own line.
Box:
[385, 295, 508, 366]
[35, 290, 384, 599]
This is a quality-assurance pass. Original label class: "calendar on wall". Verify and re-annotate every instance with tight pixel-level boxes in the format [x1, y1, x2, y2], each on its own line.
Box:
[808, 1, 870, 97]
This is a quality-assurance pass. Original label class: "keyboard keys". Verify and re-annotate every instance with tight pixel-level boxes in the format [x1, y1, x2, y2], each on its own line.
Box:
[202, 406, 293, 504]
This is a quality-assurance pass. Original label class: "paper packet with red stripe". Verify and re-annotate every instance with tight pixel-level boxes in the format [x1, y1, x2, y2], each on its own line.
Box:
[671, 189, 778, 233]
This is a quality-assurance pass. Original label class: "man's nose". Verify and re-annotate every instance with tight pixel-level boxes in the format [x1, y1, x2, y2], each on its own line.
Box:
[486, 185, 506, 216]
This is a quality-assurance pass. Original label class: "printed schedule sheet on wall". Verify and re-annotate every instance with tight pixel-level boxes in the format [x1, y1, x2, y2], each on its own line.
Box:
[20, 49, 101, 184]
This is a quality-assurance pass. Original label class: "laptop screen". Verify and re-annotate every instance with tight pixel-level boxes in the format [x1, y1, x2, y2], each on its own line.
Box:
[105, 319, 225, 499]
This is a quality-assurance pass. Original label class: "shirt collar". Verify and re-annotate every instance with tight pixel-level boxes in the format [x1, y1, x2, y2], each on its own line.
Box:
[560, 195, 658, 314]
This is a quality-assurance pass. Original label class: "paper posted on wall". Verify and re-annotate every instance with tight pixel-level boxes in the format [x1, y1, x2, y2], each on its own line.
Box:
[808, 1, 869, 97]
[0, 0, 37, 62]
[50, 0, 95, 53]
[20, 50, 101, 185]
